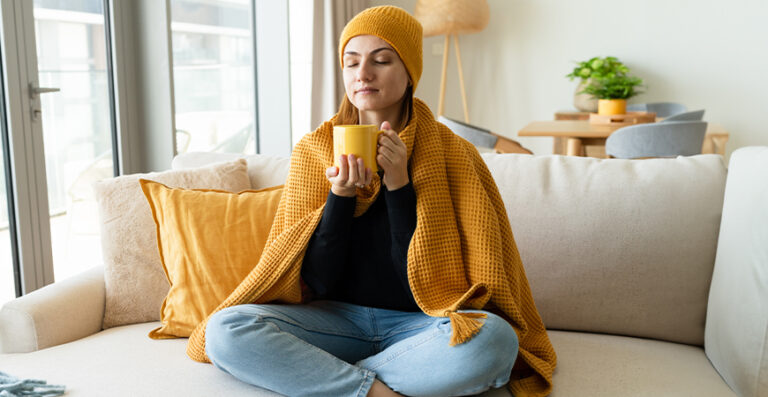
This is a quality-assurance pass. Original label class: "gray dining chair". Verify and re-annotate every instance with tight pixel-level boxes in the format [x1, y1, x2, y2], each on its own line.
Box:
[626, 102, 687, 118]
[438, 116, 533, 154]
[605, 121, 707, 159]
[661, 109, 705, 122]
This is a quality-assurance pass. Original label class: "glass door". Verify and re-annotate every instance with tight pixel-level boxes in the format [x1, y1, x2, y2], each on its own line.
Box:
[0, 58, 18, 305]
[33, 0, 117, 282]
[0, 0, 118, 295]
[0, 158, 16, 306]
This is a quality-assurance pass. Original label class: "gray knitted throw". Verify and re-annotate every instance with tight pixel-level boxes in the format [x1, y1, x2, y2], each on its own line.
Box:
[0, 371, 65, 397]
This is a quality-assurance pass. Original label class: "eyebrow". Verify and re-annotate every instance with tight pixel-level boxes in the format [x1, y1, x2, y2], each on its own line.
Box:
[344, 47, 395, 56]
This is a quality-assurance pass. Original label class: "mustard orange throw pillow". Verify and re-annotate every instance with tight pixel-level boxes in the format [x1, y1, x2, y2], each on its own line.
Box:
[139, 179, 283, 339]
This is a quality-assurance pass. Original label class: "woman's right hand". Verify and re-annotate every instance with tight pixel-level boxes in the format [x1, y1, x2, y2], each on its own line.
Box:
[326, 154, 372, 197]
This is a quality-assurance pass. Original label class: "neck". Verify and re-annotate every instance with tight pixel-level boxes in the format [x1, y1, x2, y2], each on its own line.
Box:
[359, 101, 405, 131]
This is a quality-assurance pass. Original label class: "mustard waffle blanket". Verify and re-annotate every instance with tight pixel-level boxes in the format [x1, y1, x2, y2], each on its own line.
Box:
[187, 98, 556, 396]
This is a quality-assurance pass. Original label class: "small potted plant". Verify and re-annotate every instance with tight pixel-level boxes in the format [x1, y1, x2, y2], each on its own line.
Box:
[566, 56, 643, 115]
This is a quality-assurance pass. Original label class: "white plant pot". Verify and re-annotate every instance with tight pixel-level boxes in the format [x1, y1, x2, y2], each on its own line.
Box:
[573, 81, 598, 113]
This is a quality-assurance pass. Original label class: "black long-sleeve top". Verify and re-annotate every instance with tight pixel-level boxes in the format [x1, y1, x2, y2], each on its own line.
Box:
[300, 182, 420, 312]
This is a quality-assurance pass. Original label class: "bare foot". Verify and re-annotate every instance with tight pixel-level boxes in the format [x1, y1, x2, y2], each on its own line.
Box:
[366, 379, 402, 397]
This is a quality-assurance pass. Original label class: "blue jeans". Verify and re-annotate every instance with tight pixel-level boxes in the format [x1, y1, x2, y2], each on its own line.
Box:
[205, 300, 519, 397]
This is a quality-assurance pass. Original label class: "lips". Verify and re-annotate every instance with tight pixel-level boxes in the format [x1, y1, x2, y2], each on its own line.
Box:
[355, 87, 379, 94]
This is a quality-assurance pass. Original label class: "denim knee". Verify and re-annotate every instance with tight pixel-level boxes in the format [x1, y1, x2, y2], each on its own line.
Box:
[478, 313, 519, 371]
[205, 306, 267, 363]
[397, 312, 519, 396]
[455, 312, 519, 388]
[206, 308, 234, 361]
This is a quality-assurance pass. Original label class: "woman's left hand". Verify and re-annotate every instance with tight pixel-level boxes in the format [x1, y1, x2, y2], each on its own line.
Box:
[377, 121, 409, 190]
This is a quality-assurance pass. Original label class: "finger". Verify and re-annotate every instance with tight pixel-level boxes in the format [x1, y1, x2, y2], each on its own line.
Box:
[379, 130, 404, 151]
[365, 168, 372, 185]
[380, 127, 398, 138]
[355, 156, 366, 183]
[379, 135, 401, 154]
[338, 155, 349, 182]
[378, 133, 393, 148]
[378, 145, 396, 163]
[377, 153, 391, 169]
[380, 121, 392, 132]
[388, 129, 406, 148]
[326, 166, 339, 179]
[347, 154, 359, 184]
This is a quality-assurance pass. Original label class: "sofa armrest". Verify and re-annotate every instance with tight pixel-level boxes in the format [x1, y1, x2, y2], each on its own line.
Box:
[0, 266, 105, 353]
[705, 147, 768, 397]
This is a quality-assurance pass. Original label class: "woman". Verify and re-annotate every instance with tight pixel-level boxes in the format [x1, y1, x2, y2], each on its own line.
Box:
[190, 6, 556, 397]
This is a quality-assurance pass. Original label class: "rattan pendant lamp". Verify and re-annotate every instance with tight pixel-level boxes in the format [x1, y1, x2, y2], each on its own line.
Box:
[414, 0, 489, 123]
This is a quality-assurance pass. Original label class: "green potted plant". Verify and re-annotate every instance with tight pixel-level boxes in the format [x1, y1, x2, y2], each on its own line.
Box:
[566, 56, 643, 115]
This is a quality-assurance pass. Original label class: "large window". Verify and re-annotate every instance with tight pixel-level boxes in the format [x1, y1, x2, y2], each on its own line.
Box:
[171, 0, 256, 154]
[1, 0, 299, 301]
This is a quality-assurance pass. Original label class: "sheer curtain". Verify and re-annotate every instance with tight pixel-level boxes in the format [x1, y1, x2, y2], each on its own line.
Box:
[309, 0, 367, 130]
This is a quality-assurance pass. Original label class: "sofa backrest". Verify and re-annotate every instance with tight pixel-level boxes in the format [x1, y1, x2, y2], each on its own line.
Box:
[482, 153, 726, 346]
[173, 151, 727, 346]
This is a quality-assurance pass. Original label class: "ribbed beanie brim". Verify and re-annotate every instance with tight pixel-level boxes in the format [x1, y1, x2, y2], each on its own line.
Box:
[339, 6, 423, 90]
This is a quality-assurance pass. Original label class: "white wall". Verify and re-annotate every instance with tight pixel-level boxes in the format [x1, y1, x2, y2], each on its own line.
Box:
[371, 0, 768, 159]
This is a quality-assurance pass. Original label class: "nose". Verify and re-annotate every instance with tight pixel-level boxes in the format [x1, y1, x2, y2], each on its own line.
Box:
[355, 58, 374, 82]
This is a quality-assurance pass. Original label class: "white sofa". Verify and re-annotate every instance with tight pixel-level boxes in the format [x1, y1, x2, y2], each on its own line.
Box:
[2, 147, 767, 397]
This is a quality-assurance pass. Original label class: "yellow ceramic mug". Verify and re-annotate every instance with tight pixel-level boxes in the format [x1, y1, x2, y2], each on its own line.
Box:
[333, 125, 382, 172]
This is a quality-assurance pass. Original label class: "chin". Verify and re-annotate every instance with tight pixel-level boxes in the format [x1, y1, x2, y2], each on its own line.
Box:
[352, 102, 377, 112]
[353, 99, 395, 112]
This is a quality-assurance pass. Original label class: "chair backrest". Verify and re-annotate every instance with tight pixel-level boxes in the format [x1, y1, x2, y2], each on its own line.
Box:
[438, 116, 498, 148]
[626, 102, 687, 118]
[605, 121, 708, 159]
[661, 109, 705, 122]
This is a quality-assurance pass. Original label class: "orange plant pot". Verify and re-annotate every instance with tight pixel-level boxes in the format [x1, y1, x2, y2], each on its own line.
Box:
[597, 99, 627, 115]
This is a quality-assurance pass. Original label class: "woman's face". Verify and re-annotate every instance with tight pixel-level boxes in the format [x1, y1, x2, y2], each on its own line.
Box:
[342, 35, 410, 113]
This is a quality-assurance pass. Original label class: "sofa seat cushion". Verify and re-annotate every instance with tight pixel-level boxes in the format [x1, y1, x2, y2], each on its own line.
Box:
[1, 324, 734, 396]
[0, 323, 280, 397]
[543, 330, 736, 397]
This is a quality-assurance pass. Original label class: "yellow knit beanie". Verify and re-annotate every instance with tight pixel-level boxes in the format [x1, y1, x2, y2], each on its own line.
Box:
[339, 6, 423, 90]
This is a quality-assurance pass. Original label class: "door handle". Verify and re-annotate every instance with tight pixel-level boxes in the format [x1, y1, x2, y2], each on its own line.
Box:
[28, 83, 60, 121]
[28, 82, 60, 99]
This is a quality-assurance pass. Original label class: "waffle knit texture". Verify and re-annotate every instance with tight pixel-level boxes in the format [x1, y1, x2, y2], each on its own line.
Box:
[186, 98, 556, 396]
[339, 5, 423, 89]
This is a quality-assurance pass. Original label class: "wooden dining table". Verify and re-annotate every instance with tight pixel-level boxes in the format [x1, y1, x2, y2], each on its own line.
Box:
[517, 120, 729, 157]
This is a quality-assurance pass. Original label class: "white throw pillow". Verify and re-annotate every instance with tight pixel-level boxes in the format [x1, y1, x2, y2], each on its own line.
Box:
[93, 159, 252, 329]
[172, 151, 290, 190]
